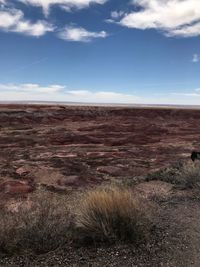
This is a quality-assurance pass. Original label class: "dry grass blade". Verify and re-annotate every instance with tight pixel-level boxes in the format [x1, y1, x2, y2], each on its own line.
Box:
[0, 191, 74, 255]
[78, 187, 152, 244]
[178, 162, 200, 189]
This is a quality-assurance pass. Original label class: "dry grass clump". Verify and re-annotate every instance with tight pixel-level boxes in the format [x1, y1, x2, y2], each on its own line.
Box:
[145, 161, 200, 189]
[145, 161, 184, 185]
[176, 162, 200, 189]
[0, 191, 74, 255]
[77, 187, 152, 244]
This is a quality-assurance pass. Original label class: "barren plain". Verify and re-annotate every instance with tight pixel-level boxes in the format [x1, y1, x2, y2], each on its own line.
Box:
[0, 105, 199, 192]
[1, 104, 200, 266]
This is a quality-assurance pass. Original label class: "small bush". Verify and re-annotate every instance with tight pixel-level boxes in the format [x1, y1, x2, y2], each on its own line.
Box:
[0, 211, 19, 254]
[176, 162, 200, 189]
[145, 161, 200, 189]
[145, 161, 184, 184]
[77, 187, 152, 244]
[0, 191, 74, 255]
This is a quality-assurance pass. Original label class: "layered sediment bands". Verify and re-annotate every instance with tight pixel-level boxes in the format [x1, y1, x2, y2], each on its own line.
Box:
[0, 105, 199, 195]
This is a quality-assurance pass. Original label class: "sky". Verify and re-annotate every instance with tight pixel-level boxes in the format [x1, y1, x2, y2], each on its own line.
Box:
[1, 0, 200, 104]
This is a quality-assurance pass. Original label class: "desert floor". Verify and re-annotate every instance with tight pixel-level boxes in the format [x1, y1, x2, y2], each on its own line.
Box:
[0, 105, 200, 266]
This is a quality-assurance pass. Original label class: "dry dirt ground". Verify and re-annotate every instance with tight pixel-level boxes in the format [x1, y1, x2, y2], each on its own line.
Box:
[0, 105, 200, 266]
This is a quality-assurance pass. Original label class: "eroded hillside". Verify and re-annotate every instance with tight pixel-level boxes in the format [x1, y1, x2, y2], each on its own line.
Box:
[0, 105, 199, 197]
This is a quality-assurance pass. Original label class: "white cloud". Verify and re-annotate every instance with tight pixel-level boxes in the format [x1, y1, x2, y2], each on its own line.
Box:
[170, 88, 200, 103]
[58, 26, 108, 42]
[14, 20, 54, 36]
[67, 90, 139, 102]
[167, 22, 200, 38]
[0, 9, 53, 36]
[106, 10, 126, 24]
[0, 9, 22, 29]
[0, 83, 64, 93]
[117, 0, 200, 38]
[192, 54, 200, 63]
[0, 83, 140, 103]
[0, 8, 108, 40]
[19, 0, 107, 16]
[111, 10, 125, 19]
[172, 92, 197, 96]
[1, 83, 200, 105]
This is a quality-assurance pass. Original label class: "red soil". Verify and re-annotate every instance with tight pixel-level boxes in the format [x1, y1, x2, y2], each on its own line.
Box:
[0, 180, 34, 196]
[0, 105, 199, 195]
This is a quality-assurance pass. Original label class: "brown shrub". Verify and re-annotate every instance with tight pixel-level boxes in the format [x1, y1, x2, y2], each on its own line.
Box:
[0, 191, 74, 255]
[145, 161, 200, 189]
[77, 187, 152, 244]
[177, 162, 200, 189]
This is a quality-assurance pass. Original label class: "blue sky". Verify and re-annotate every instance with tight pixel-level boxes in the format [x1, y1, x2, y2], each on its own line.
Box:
[1, 0, 200, 104]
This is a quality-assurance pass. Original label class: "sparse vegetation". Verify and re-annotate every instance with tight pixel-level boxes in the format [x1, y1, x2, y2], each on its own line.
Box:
[145, 161, 200, 189]
[0, 186, 154, 256]
[0, 191, 74, 255]
[1, 106, 200, 265]
[176, 162, 200, 189]
[77, 187, 152, 244]
[1, 160, 200, 257]
[145, 160, 184, 184]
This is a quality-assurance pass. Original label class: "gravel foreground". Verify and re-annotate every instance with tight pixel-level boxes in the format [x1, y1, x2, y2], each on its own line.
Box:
[1, 195, 200, 267]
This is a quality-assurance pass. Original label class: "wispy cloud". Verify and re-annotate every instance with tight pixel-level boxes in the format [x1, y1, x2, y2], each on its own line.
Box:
[192, 54, 200, 63]
[14, 20, 54, 36]
[114, 0, 200, 38]
[172, 88, 200, 99]
[0, 8, 53, 36]
[111, 10, 125, 20]
[172, 92, 200, 97]
[0, 9, 22, 28]
[58, 26, 108, 42]
[0, 83, 65, 93]
[1, 83, 200, 105]
[106, 10, 126, 23]
[0, 83, 140, 103]
[168, 22, 200, 38]
[19, 0, 108, 16]
[0, 6, 108, 40]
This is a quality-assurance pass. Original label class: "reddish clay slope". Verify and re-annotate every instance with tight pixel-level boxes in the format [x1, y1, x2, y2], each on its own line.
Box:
[0, 105, 199, 194]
